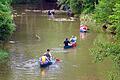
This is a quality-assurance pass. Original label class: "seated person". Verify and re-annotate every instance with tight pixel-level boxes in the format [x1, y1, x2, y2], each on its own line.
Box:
[39, 55, 49, 64]
[70, 36, 77, 47]
[43, 49, 52, 61]
[70, 36, 77, 43]
[64, 38, 72, 48]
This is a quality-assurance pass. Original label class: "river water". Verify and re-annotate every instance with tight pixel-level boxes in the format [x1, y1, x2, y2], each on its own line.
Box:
[0, 5, 113, 80]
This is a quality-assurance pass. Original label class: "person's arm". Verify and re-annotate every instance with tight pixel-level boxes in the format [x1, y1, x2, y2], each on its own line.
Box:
[75, 37, 77, 40]
[49, 52, 52, 57]
[68, 41, 71, 45]
[39, 57, 42, 63]
[68, 41, 70, 43]
[45, 56, 49, 62]
[43, 52, 46, 55]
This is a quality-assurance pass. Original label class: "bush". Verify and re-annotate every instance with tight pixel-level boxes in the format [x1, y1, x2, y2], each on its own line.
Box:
[0, 49, 9, 62]
[0, 0, 15, 43]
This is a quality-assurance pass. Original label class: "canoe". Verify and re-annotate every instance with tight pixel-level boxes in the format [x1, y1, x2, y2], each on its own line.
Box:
[40, 61, 52, 68]
[40, 59, 58, 68]
[80, 30, 87, 33]
[64, 46, 73, 49]
[72, 43, 77, 47]
[64, 43, 77, 49]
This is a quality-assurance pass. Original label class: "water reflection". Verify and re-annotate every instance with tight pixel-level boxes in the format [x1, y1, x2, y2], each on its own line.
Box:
[10, 55, 61, 80]
[41, 68, 46, 77]
[40, 62, 61, 80]
[79, 32, 87, 40]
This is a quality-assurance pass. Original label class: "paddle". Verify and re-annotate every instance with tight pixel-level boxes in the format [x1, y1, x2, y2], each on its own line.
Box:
[56, 58, 61, 62]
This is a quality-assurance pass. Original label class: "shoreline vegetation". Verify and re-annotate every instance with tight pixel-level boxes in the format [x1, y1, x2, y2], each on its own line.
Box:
[0, 0, 15, 62]
[0, 49, 9, 63]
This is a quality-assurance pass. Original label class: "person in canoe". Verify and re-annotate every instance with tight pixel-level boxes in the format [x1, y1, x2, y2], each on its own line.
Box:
[64, 38, 72, 49]
[39, 55, 51, 65]
[43, 49, 52, 61]
[70, 35, 77, 47]
[80, 24, 89, 32]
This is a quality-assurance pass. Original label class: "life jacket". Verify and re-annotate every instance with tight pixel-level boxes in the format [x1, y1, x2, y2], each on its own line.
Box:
[71, 39, 75, 42]
[41, 56, 46, 63]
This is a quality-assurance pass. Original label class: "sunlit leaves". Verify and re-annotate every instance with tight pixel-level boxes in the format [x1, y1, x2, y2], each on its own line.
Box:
[58, 0, 99, 14]
[93, 0, 115, 23]
[0, 0, 15, 42]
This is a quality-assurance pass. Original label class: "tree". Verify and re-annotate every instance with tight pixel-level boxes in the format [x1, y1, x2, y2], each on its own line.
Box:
[58, 0, 83, 14]
[91, 0, 120, 79]
[82, 0, 97, 13]
[58, 0, 99, 14]
[93, 0, 115, 23]
[0, 0, 15, 43]
[70, 0, 83, 14]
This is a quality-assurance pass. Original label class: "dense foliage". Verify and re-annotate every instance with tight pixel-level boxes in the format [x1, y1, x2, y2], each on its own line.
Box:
[58, 0, 99, 14]
[82, 0, 98, 13]
[91, 0, 120, 80]
[0, 0, 15, 43]
[92, 0, 120, 65]
[0, 0, 14, 61]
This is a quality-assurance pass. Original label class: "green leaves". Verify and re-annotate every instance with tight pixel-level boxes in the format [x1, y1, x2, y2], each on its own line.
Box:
[70, 0, 82, 14]
[58, 0, 98, 14]
[91, 37, 120, 65]
[0, 49, 9, 60]
[0, 0, 15, 42]
[91, 1, 120, 79]
[90, 36, 111, 62]
[0, 49, 9, 63]
[93, 0, 115, 23]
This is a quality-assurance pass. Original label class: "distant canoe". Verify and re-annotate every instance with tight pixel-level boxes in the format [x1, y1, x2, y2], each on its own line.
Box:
[64, 43, 76, 49]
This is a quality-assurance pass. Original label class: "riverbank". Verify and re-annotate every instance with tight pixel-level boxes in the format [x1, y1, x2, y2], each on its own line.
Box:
[80, 14, 101, 33]
[0, 49, 9, 63]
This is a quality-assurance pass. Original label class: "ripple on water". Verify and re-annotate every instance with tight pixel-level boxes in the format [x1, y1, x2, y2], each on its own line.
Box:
[11, 58, 62, 79]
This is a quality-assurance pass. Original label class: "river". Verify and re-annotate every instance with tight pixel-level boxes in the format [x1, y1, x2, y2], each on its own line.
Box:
[0, 5, 113, 80]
